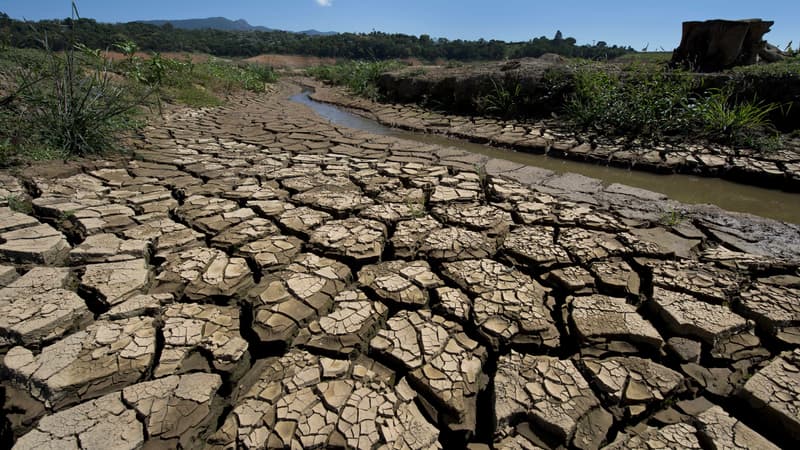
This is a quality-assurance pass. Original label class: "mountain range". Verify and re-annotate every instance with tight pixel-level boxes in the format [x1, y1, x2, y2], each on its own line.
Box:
[134, 17, 336, 36]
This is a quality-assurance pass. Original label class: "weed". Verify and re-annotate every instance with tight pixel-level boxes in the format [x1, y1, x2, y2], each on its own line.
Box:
[566, 64, 695, 139]
[1, 3, 151, 158]
[5, 195, 33, 214]
[475, 78, 523, 117]
[731, 54, 800, 77]
[308, 60, 405, 100]
[472, 163, 488, 186]
[405, 199, 426, 218]
[690, 86, 785, 149]
[59, 209, 76, 221]
[563, 62, 787, 152]
[173, 85, 223, 108]
[658, 208, 686, 227]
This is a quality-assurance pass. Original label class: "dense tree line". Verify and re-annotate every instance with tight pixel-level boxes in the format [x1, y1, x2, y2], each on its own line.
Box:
[0, 13, 633, 61]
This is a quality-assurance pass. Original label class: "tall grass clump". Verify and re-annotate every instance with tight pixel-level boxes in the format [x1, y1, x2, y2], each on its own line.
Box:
[0, 3, 150, 162]
[308, 60, 405, 100]
[690, 86, 785, 151]
[475, 78, 523, 117]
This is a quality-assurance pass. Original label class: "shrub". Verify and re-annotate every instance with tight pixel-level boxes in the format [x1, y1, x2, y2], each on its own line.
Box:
[308, 60, 405, 100]
[0, 4, 151, 159]
[691, 87, 779, 138]
[563, 62, 784, 151]
[690, 86, 785, 151]
[475, 78, 523, 117]
[565, 64, 695, 139]
[5, 42, 148, 156]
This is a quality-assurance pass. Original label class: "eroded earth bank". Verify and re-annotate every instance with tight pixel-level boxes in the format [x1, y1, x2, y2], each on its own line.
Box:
[1, 80, 800, 449]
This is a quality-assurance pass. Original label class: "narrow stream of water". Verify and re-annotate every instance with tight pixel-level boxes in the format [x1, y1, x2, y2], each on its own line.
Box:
[291, 92, 800, 225]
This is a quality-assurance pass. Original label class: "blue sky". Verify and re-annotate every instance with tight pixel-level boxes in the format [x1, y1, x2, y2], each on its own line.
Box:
[2, 1, 798, 51]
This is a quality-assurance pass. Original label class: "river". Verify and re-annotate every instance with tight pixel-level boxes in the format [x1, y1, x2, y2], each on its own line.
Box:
[291, 91, 800, 225]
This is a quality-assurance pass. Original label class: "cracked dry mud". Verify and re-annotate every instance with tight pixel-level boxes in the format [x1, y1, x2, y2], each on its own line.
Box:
[1, 81, 800, 449]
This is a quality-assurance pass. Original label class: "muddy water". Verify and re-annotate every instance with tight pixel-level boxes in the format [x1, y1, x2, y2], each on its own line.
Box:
[290, 92, 800, 225]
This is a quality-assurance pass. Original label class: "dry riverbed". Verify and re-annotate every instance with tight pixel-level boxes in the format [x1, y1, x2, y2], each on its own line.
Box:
[0, 80, 799, 449]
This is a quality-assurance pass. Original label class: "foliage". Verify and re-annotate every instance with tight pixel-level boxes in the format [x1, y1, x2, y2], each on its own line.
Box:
[691, 87, 779, 138]
[0, 8, 278, 165]
[565, 64, 696, 139]
[689, 86, 785, 150]
[172, 85, 223, 108]
[0, 14, 633, 62]
[202, 59, 278, 93]
[731, 53, 800, 77]
[5, 194, 33, 214]
[658, 208, 686, 226]
[563, 63, 786, 150]
[475, 78, 523, 117]
[308, 60, 405, 99]
[612, 52, 672, 65]
[0, 6, 151, 159]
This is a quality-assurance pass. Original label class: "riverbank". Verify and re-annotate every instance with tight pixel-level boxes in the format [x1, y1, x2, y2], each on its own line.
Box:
[305, 69, 800, 192]
[1, 80, 799, 449]
[292, 87, 800, 225]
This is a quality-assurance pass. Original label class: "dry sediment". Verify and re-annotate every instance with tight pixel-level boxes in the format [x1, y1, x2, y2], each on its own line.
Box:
[0, 80, 799, 448]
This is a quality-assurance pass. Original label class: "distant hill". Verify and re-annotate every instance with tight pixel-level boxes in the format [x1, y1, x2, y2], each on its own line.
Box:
[134, 17, 336, 36]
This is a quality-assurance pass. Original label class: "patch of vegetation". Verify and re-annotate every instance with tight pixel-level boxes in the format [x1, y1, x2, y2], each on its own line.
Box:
[731, 54, 800, 77]
[475, 78, 523, 117]
[0, 4, 152, 161]
[691, 86, 785, 150]
[563, 63, 786, 151]
[0, 6, 278, 166]
[0, 13, 633, 61]
[172, 85, 224, 108]
[308, 60, 405, 100]
[612, 52, 672, 65]
[5, 194, 33, 214]
[658, 208, 686, 227]
[112, 42, 277, 107]
[566, 63, 696, 139]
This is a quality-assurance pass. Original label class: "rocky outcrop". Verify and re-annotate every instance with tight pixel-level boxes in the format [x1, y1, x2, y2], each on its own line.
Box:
[671, 19, 778, 72]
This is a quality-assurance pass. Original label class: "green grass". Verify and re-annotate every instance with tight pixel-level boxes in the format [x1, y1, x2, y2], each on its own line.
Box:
[691, 86, 783, 144]
[566, 63, 695, 139]
[731, 54, 800, 77]
[308, 60, 406, 100]
[172, 85, 223, 108]
[612, 52, 672, 64]
[0, 44, 277, 166]
[475, 78, 523, 117]
[658, 208, 686, 226]
[5, 194, 33, 214]
[562, 62, 785, 151]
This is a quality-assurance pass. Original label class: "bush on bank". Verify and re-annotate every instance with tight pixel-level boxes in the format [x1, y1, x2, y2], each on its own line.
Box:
[309, 58, 792, 152]
[0, 42, 277, 167]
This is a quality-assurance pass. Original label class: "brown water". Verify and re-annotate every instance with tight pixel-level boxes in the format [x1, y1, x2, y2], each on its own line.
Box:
[291, 92, 800, 225]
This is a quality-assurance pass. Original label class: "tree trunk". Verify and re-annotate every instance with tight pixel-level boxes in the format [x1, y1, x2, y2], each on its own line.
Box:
[671, 19, 774, 72]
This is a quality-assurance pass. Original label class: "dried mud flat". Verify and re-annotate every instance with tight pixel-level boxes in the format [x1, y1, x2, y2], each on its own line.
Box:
[1, 80, 800, 449]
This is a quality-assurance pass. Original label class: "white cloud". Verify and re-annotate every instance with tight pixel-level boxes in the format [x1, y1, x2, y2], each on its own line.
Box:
[315, 0, 333, 6]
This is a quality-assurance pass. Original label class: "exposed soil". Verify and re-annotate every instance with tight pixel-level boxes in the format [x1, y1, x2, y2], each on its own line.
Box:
[0, 80, 799, 449]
